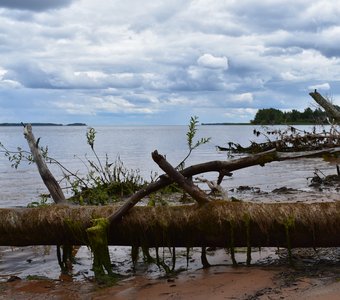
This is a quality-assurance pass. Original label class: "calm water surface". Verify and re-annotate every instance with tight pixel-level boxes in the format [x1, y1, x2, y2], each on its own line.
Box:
[0, 125, 336, 207]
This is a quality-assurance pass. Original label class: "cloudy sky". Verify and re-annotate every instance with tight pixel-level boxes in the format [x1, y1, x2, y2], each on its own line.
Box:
[1, 0, 340, 125]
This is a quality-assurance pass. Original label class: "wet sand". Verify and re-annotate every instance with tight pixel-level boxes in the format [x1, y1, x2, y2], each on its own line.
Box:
[1, 264, 339, 300]
[0, 188, 339, 299]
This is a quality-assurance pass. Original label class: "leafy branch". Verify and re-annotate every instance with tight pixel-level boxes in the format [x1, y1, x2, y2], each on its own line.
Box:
[177, 116, 211, 170]
[0, 128, 146, 205]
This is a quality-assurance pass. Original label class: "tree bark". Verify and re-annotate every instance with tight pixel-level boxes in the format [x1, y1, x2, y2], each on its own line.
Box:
[107, 147, 340, 223]
[151, 150, 210, 205]
[23, 124, 67, 204]
[309, 91, 340, 123]
[0, 201, 339, 248]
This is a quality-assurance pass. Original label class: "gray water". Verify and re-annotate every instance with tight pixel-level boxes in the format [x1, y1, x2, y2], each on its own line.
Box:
[0, 125, 336, 207]
[0, 125, 338, 281]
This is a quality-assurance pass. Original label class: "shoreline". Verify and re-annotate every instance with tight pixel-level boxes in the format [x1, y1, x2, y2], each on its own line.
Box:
[0, 189, 339, 299]
[0, 123, 87, 127]
[1, 263, 339, 299]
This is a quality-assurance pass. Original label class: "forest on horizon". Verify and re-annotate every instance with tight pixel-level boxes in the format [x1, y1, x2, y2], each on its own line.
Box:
[250, 107, 340, 125]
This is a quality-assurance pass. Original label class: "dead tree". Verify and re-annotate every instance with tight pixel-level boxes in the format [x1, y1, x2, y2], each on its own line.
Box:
[107, 147, 340, 224]
[0, 201, 339, 248]
[2, 92, 338, 277]
[309, 90, 340, 123]
[24, 124, 67, 205]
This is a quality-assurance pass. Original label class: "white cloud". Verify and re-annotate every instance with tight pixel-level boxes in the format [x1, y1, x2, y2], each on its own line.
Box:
[2, 0, 340, 124]
[308, 83, 330, 91]
[280, 72, 301, 81]
[0, 79, 22, 88]
[0, 69, 7, 78]
[0, 68, 22, 88]
[231, 92, 254, 103]
[197, 54, 229, 70]
[54, 95, 157, 115]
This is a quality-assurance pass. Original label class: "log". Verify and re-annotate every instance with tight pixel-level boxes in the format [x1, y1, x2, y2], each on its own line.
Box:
[107, 147, 340, 223]
[0, 201, 339, 248]
[151, 150, 210, 205]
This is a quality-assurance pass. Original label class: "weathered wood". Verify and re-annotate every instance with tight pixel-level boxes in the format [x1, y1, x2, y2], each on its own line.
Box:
[0, 201, 339, 248]
[23, 124, 67, 204]
[309, 91, 340, 122]
[107, 147, 340, 223]
[151, 150, 210, 205]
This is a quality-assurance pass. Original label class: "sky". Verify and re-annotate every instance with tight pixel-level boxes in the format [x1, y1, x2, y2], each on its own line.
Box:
[1, 0, 340, 125]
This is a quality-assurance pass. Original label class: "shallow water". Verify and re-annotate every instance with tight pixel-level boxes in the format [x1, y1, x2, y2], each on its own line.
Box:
[0, 245, 282, 282]
[0, 125, 338, 282]
[0, 124, 336, 207]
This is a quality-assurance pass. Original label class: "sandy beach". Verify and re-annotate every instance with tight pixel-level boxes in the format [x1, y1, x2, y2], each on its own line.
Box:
[0, 189, 339, 299]
[1, 263, 339, 300]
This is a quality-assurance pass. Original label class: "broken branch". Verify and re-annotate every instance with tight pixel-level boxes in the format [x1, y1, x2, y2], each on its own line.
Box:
[151, 150, 210, 205]
[23, 124, 67, 204]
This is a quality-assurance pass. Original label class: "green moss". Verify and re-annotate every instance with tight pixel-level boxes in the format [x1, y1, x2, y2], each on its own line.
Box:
[142, 246, 155, 264]
[86, 218, 116, 284]
[142, 246, 172, 274]
[69, 179, 145, 206]
[64, 218, 87, 244]
[59, 219, 87, 274]
[56, 245, 74, 274]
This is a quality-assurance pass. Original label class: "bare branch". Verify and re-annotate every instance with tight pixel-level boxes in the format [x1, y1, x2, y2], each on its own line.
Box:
[309, 91, 340, 123]
[152, 150, 210, 205]
[107, 147, 340, 224]
[23, 124, 67, 205]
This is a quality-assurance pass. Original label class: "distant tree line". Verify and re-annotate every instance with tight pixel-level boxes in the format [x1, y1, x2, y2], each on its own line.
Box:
[250, 107, 340, 125]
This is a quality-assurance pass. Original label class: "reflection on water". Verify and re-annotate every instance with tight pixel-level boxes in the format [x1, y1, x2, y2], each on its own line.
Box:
[1, 244, 339, 283]
[0, 245, 280, 282]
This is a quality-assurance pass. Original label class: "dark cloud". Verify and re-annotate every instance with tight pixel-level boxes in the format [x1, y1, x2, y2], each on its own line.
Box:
[0, 0, 73, 11]
[5, 62, 55, 89]
[1, 1, 340, 124]
[229, 1, 333, 33]
[262, 31, 340, 59]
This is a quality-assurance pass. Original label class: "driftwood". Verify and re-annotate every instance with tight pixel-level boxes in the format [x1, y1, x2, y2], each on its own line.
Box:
[0, 201, 339, 248]
[107, 147, 340, 223]
[24, 124, 67, 205]
[309, 91, 340, 123]
[0, 94, 336, 276]
[16, 123, 340, 253]
[21, 120, 340, 226]
[152, 150, 210, 205]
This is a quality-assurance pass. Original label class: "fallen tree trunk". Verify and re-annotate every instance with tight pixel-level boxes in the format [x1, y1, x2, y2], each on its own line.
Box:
[108, 147, 340, 223]
[0, 201, 339, 248]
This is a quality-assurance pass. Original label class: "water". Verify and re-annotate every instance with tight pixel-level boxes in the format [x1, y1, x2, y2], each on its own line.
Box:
[0, 125, 336, 207]
[0, 125, 338, 281]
